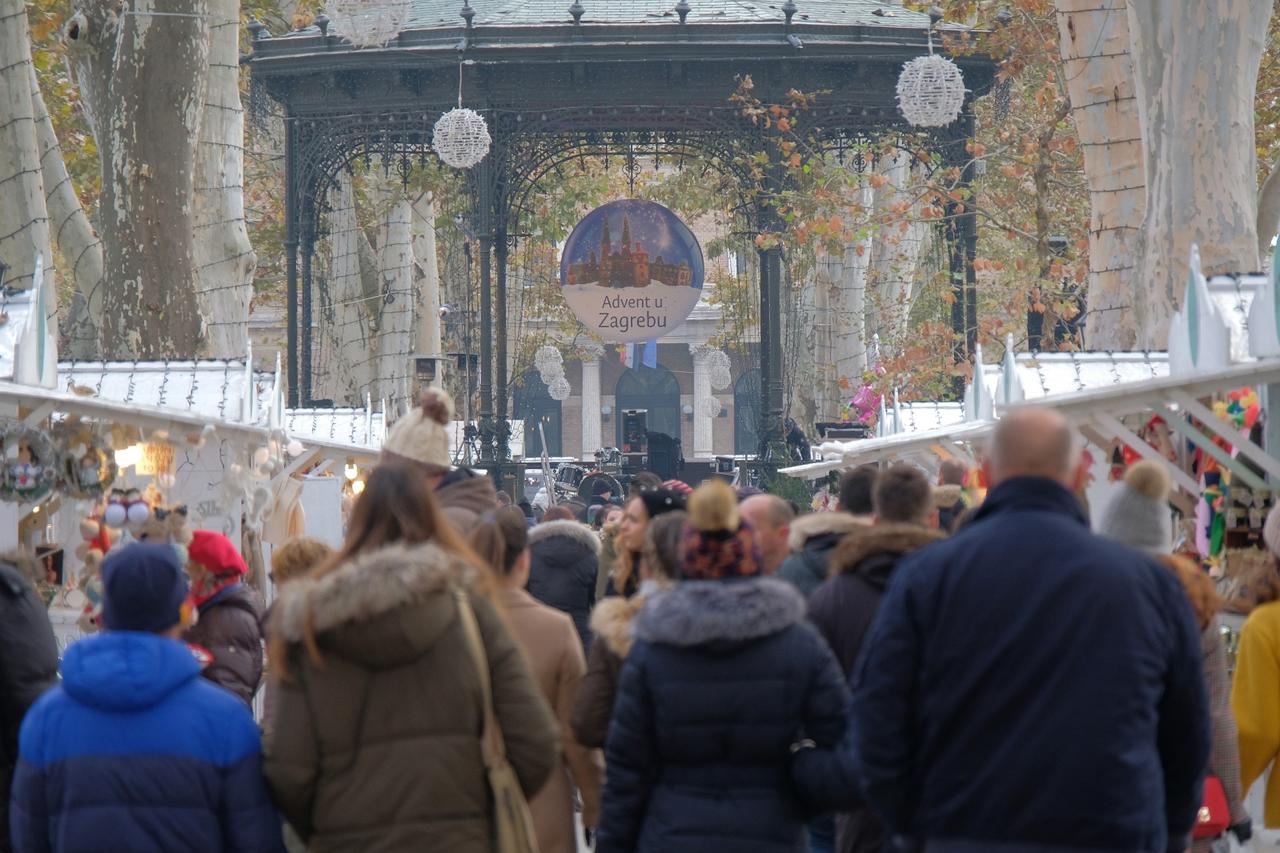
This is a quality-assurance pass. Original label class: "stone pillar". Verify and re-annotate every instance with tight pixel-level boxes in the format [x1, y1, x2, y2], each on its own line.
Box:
[690, 344, 715, 459]
[581, 345, 603, 460]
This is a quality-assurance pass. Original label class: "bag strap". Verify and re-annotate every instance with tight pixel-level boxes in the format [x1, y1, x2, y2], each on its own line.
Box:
[453, 588, 508, 768]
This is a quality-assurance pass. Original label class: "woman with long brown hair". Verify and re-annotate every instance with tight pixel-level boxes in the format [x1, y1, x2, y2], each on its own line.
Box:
[471, 507, 603, 853]
[608, 488, 686, 597]
[263, 463, 558, 852]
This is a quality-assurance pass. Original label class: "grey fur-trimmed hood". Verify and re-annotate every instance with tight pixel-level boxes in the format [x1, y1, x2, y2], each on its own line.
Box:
[634, 577, 806, 648]
[787, 512, 871, 551]
[271, 541, 474, 645]
[528, 519, 602, 556]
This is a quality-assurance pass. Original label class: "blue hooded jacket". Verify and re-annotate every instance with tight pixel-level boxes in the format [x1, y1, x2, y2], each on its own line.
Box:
[10, 631, 284, 853]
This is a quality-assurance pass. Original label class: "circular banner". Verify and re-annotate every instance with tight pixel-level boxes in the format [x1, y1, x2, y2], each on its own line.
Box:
[560, 199, 704, 343]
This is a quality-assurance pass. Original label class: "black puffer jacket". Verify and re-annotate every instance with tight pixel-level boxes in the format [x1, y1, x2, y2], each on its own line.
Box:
[0, 560, 59, 853]
[528, 520, 600, 651]
[597, 577, 850, 853]
[806, 524, 943, 853]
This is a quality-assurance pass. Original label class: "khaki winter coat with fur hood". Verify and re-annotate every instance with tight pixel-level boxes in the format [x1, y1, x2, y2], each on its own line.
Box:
[264, 541, 559, 853]
[497, 588, 603, 853]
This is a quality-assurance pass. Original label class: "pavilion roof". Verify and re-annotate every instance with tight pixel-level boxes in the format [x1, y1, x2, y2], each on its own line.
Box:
[396, 0, 944, 31]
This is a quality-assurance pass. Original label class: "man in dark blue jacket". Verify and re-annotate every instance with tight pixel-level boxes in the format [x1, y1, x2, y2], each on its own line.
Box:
[10, 542, 284, 853]
[853, 408, 1209, 853]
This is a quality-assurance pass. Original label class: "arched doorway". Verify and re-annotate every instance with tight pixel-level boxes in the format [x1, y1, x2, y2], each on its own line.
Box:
[615, 365, 680, 449]
[513, 371, 562, 457]
[734, 369, 761, 456]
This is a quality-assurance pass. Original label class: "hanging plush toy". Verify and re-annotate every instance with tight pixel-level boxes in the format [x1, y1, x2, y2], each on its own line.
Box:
[1198, 470, 1227, 562]
[74, 517, 112, 633]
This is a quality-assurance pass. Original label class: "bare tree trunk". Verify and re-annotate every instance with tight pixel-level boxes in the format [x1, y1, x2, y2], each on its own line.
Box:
[0, 0, 55, 303]
[374, 194, 414, 411]
[410, 191, 442, 363]
[1056, 0, 1147, 350]
[1260, 159, 1280, 258]
[193, 0, 255, 357]
[808, 256, 835, 420]
[834, 183, 872, 383]
[870, 150, 930, 349]
[67, 0, 211, 357]
[317, 173, 374, 403]
[30, 64, 104, 358]
[1127, 0, 1269, 347]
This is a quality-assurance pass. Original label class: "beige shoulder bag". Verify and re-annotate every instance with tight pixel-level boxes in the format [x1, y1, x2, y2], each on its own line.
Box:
[453, 588, 542, 853]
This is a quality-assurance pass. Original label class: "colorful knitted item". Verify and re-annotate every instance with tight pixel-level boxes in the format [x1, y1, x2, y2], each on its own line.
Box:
[679, 478, 763, 580]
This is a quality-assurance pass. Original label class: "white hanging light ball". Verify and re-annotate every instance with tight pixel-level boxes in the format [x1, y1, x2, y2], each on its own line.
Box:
[896, 54, 966, 128]
[548, 377, 572, 401]
[707, 349, 731, 373]
[710, 365, 732, 391]
[539, 364, 565, 386]
[534, 345, 563, 373]
[324, 0, 410, 48]
[433, 108, 492, 170]
[698, 396, 722, 418]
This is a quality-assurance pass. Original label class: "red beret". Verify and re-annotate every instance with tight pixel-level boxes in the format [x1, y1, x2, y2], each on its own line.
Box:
[187, 529, 248, 578]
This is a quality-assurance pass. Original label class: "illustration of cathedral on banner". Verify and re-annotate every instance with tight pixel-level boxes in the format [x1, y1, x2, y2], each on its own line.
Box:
[560, 199, 706, 343]
[566, 213, 695, 289]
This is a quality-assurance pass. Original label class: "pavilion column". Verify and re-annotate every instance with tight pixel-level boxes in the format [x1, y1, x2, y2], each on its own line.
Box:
[581, 344, 603, 458]
[690, 344, 714, 459]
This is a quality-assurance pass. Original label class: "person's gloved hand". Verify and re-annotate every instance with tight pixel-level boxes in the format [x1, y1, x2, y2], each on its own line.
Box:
[1231, 818, 1252, 843]
[583, 826, 595, 848]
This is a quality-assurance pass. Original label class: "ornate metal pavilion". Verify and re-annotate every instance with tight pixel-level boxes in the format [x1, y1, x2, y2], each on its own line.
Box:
[246, 0, 996, 487]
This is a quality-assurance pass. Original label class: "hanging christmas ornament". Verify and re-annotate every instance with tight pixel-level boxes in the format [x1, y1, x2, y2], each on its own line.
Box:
[534, 345, 563, 373]
[697, 396, 722, 419]
[896, 14, 966, 128]
[324, 0, 410, 48]
[53, 422, 117, 501]
[710, 365, 732, 391]
[0, 420, 57, 504]
[433, 63, 491, 169]
[707, 349, 731, 373]
[548, 377, 572, 402]
[433, 108, 491, 169]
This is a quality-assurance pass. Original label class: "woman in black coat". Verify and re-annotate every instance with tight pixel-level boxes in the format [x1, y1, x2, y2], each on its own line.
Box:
[596, 481, 851, 853]
[0, 552, 59, 853]
[527, 519, 601, 650]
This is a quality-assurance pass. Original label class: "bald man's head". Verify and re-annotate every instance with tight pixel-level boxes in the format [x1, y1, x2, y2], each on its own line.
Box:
[986, 408, 1080, 487]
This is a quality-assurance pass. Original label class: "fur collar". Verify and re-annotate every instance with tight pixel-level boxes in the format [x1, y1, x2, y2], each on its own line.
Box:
[829, 524, 944, 575]
[528, 519, 602, 555]
[934, 484, 964, 507]
[634, 577, 805, 648]
[271, 541, 473, 643]
[787, 512, 870, 551]
[589, 595, 645, 658]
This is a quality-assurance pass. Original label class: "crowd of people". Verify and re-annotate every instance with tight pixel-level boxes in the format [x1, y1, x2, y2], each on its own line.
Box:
[0, 390, 1276, 853]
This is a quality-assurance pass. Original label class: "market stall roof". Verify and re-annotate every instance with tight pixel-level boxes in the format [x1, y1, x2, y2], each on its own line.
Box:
[785, 419, 994, 480]
[989, 351, 1168, 400]
[286, 406, 386, 449]
[59, 360, 271, 423]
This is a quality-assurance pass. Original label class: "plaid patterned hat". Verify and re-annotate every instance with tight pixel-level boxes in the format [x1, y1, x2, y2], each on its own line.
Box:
[679, 479, 763, 580]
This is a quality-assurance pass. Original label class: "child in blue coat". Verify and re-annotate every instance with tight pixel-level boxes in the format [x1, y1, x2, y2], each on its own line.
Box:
[10, 542, 284, 853]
